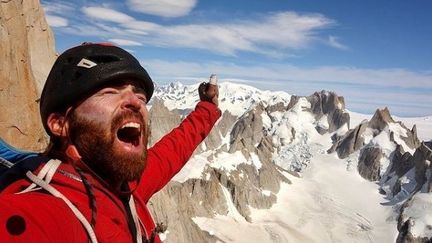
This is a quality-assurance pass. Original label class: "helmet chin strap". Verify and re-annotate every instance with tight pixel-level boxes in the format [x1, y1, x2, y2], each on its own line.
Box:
[65, 144, 82, 162]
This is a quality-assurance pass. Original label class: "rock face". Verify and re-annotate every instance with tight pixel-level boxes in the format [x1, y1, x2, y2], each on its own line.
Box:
[413, 142, 432, 193]
[229, 103, 265, 153]
[328, 122, 367, 158]
[336, 109, 432, 243]
[148, 98, 182, 146]
[147, 100, 290, 242]
[358, 146, 383, 181]
[148, 178, 228, 243]
[396, 142, 432, 242]
[393, 145, 414, 174]
[329, 108, 421, 179]
[0, 0, 56, 150]
[149, 162, 288, 242]
[384, 142, 432, 196]
[368, 107, 394, 130]
[327, 106, 432, 243]
[401, 125, 421, 149]
[288, 91, 350, 135]
[306, 90, 350, 133]
[326, 106, 430, 242]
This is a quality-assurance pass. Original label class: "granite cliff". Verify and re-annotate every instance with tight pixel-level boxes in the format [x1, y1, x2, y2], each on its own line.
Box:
[0, 0, 56, 150]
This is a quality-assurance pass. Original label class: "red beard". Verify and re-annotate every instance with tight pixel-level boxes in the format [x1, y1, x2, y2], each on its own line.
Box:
[69, 110, 148, 185]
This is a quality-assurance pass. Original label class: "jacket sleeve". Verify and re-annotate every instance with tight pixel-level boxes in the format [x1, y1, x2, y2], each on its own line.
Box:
[136, 101, 221, 201]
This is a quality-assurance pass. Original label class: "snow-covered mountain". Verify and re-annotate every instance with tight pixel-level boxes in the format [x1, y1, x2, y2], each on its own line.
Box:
[148, 81, 432, 243]
[153, 81, 291, 116]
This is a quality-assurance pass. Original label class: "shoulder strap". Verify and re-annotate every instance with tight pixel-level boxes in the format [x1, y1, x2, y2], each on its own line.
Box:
[129, 195, 144, 243]
[19, 159, 98, 243]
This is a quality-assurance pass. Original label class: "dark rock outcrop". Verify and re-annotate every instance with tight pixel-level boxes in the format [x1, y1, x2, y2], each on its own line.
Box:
[390, 145, 415, 177]
[368, 107, 394, 131]
[382, 142, 432, 199]
[229, 103, 265, 153]
[328, 122, 367, 159]
[306, 90, 350, 133]
[389, 142, 432, 242]
[330, 108, 422, 160]
[413, 142, 432, 193]
[401, 125, 421, 150]
[358, 146, 383, 181]
[287, 91, 350, 134]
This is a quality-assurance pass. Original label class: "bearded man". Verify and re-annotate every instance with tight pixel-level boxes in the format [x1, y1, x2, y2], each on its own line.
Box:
[0, 43, 220, 243]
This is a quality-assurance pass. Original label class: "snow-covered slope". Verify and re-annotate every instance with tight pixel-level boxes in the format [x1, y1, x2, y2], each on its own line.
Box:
[148, 81, 432, 243]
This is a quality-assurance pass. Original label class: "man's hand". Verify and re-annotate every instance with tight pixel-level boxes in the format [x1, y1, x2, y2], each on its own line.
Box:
[198, 82, 219, 106]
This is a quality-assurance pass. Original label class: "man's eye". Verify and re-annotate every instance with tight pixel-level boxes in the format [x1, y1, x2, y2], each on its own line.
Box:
[137, 95, 147, 103]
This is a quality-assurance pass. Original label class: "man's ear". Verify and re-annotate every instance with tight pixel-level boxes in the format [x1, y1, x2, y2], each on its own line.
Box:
[47, 113, 68, 137]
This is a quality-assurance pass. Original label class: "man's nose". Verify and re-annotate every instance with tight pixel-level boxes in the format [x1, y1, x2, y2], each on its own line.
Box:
[121, 91, 142, 111]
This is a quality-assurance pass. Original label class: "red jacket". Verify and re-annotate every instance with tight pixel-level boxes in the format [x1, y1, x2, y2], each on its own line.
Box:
[0, 101, 221, 243]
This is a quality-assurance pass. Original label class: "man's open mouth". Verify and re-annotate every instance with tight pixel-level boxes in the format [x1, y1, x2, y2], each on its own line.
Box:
[117, 122, 141, 146]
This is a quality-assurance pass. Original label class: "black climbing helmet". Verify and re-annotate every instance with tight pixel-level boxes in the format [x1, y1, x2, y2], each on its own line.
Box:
[40, 42, 154, 134]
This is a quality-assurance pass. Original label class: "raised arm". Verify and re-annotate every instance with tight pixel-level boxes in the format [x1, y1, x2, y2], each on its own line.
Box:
[137, 100, 221, 200]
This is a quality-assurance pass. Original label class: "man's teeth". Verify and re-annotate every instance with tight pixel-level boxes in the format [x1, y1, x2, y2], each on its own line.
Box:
[121, 122, 141, 129]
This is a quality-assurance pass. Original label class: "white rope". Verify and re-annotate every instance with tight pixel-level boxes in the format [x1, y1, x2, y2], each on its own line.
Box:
[18, 159, 61, 194]
[129, 195, 143, 243]
[44, 160, 60, 184]
[25, 170, 98, 243]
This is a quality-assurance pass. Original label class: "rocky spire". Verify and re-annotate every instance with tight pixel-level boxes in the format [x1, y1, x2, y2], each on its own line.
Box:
[288, 90, 350, 135]
[368, 107, 394, 131]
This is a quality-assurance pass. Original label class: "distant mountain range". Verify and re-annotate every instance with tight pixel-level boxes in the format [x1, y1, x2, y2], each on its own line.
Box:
[148, 81, 432, 243]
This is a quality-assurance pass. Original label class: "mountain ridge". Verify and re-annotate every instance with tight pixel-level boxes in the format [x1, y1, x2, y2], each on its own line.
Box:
[148, 81, 432, 242]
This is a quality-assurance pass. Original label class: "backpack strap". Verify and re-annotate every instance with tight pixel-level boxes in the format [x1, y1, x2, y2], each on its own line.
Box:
[18, 159, 98, 243]
[18, 159, 61, 193]
[129, 195, 143, 243]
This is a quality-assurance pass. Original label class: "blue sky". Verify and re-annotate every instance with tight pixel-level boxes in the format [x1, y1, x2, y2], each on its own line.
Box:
[41, 0, 432, 116]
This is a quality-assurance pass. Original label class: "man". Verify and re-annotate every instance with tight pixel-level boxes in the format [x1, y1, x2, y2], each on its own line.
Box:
[0, 43, 221, 242]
